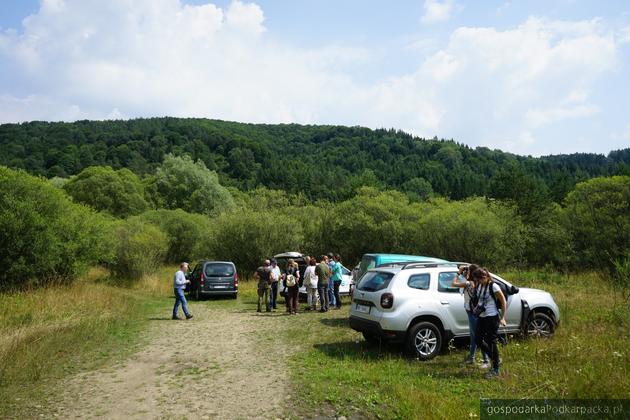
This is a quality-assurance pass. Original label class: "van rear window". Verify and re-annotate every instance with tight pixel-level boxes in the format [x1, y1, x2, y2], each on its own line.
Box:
[357, 272, 394, 292]
[204, 263, 235, 277]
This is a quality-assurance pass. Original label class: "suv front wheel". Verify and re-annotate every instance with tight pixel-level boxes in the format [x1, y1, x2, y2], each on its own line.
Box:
[526, 312, 555, 337]
[407, 321, 442, 360]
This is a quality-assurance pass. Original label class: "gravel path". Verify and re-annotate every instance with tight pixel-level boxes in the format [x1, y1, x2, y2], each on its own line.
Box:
[46, 303, 290, 419]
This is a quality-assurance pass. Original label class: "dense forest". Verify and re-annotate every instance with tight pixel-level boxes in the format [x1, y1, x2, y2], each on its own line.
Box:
[1, 118, 629, 203]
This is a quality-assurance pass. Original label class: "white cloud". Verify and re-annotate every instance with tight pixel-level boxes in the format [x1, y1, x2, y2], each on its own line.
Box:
[0, 2, 626, 156]
[611, 124, 630, 141]
[393, 17, 620, 154]
[421, 0, 455, 24]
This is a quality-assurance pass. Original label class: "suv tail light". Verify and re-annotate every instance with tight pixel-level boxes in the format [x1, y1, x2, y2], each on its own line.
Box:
[381, 293, 394, 309]
[234, 272, 239, 287]
[200, 272, 205, 285]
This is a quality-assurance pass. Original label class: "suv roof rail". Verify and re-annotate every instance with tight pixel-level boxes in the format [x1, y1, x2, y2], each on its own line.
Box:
[377, 261, 459, 270]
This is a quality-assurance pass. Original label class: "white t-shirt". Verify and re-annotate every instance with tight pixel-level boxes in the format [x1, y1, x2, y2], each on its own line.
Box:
[303, 266, 317, 289]
[477, 282, 501, 317]
[271, 266, 281, 282]
[460, 277, 473, 309]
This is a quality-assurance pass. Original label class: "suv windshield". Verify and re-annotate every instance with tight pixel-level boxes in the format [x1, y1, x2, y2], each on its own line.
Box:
[204, 263, 235, 277]
[357, 271, 394, 292]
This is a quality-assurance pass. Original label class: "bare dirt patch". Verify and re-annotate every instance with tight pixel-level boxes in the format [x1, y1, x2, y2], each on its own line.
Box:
[45, 303, 290, 419]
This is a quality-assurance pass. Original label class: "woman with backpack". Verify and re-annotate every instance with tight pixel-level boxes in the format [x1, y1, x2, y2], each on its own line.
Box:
[303, 257, 318, 311]
[471, 268, 507, 379]
[452, 264, 490, 366]
[283, 259, 301, 314]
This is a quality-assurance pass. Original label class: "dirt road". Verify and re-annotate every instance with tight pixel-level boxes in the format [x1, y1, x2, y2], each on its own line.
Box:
[46, 303, 291, 419]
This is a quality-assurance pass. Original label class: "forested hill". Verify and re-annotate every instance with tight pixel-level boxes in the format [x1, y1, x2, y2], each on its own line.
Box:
[1, 117, 629, 202]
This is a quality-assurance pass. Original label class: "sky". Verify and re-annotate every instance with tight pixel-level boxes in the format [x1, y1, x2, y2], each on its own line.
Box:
[1, 0, 629, 156]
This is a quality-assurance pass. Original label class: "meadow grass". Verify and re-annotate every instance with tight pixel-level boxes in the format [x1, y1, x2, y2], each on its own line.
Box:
[0, 266, 176, 417]
[1, 270, 628, 418]
[280, 271, 630, 419]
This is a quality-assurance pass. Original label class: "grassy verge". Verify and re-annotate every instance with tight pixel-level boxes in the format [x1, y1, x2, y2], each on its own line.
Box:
[0, 266, 175, 417]
[282, 272, 630, 419]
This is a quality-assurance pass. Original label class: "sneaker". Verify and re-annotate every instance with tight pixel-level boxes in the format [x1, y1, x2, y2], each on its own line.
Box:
[479, 361, 490, 369]
[185, 314, 193, 320]
[484, 369, 500, 379]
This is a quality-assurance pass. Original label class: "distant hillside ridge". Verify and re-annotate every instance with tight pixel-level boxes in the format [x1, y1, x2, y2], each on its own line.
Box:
[1, 118, 628, 202]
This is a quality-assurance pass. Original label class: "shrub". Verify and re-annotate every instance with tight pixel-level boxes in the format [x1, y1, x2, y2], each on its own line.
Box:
[0, 166, 108, 289]
[563, 176, 630, 271]
[151, 154, 235, 216]
[137, 209, 213, 263]
[410, 197, 526, 267]
[107, 218, 168, 280]
[207, 210, 304, 273]
[63, 166, 150, 218]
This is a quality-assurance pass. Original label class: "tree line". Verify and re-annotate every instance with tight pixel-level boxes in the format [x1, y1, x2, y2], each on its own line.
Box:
[1, 118, 629, 205]
[1, 155, 629, 292]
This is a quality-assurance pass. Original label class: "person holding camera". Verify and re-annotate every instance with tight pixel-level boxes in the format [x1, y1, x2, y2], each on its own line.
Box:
[452, 264, 489, 366]
[471, 268, 507, 379]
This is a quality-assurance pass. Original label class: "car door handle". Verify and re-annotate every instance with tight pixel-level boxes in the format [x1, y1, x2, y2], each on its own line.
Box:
[440, 301, 449, 305]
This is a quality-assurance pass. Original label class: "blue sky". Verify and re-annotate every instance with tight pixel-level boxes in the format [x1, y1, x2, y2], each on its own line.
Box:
[1, 0, 629, 156]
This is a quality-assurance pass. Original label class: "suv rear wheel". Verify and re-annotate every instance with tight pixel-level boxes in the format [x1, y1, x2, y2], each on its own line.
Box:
[526, 312, 555, 337]
[407, 321, 442, 360]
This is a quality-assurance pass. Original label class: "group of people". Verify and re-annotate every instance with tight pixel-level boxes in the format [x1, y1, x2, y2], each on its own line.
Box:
[255, 253, 344, 314]
[452, 264, 507, 379]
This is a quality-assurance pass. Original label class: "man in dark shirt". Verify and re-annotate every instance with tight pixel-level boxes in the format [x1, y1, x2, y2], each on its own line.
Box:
[255, 259, 272, 312]
[315, 255, 331, 312]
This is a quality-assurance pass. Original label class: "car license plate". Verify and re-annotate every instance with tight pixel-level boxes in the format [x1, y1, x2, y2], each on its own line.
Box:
[213, 285, 227, 289]
[355, 304, 370, 314]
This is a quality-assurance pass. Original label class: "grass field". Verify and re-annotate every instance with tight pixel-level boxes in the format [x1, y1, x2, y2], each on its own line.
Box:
[1, 268, 628, 418]
[0, 267, 172, 417]
[279, 270, 630, 419]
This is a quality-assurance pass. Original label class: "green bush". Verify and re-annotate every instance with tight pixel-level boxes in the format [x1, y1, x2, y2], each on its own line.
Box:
[63, 166, 150, 218]
[410, 197, 526, 267]
[150, 154, 235, 216]
[0, 166, 109, 289]
[563, 176, 630, 270]
[107, 218, 168, 279]
[207, 209, 304, 273]
[137, 209, 213, 263]
[325, 188, 419, 264]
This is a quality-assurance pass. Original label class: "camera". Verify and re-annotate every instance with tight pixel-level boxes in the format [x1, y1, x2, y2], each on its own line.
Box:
[472, 304, 485, 316]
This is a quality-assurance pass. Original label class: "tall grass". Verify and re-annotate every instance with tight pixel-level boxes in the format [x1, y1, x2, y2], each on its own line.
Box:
[283, 271, 630, 419]
[0, 266, 174, 417]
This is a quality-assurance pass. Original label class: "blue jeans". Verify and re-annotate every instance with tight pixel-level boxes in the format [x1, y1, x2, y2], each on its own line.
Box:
[173, 288, 190, 317]
[328, 281, 335, 307]
[270, 282, 278, 308]
[467, 310, 489, 361]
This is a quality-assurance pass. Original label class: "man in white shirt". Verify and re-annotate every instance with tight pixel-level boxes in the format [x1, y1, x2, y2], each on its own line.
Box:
[269, 259, 281, 310]
[173, 262, 193, 320]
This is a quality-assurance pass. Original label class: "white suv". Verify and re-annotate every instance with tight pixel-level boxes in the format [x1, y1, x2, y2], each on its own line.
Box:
[349, 263, 560, 360]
